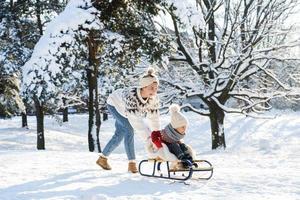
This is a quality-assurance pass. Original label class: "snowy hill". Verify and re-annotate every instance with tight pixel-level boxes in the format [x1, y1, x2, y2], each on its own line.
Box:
[0, 111, 299, 200]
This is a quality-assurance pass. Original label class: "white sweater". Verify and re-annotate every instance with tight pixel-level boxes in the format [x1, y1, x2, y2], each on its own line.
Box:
[107, 87, 161, 141]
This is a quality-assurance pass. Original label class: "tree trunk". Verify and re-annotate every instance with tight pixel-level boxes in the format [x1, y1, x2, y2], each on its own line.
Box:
[35, 0, 43, 36]
[87, 69, 95, 152]
[208, 102, 226, 149]
[94, 56, 101, 152]
[86, 30, 101, 152]
[63, 107, 68, 122]
[95, 81, 102, 153]
[203, 0, 216, 63]
[62, 98, 68, 122]
[21, 112, 28, 129]
[34, 98, 45, 150]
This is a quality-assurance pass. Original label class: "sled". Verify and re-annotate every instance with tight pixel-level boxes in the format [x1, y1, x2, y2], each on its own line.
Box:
[138, 158, 213, 181]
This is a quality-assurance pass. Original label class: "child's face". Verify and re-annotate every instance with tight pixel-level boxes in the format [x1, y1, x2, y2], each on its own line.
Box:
[175, 125, 187, 135]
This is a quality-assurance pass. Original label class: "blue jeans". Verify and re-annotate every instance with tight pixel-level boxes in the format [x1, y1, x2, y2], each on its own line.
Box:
[102, 105, 135, 160]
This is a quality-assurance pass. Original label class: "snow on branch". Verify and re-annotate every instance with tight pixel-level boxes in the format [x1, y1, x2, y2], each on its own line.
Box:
[180, 103, 210, 116]
[210, 96, 242, 114]
[253, 40, 300, 54]
[254, 64, 291, 90]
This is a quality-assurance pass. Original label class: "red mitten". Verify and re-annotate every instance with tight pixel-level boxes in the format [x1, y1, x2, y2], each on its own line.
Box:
[151, 130, 163, 148]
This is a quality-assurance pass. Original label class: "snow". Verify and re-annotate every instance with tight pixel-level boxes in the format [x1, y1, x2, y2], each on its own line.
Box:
[0, 110, 299, 200]
[21, 0, 102, 100]
[161, 0, 205, 30]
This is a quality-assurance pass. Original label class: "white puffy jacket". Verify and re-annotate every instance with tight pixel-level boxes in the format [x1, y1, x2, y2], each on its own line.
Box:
[107, 87, 160, 140]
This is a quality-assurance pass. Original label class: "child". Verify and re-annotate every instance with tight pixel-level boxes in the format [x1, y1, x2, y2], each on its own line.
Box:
[151, 104, 195, 168]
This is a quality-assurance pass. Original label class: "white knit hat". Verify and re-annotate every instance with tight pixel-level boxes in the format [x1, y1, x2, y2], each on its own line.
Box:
[139, 67, 159, 88]
[169, 104, 188, 129]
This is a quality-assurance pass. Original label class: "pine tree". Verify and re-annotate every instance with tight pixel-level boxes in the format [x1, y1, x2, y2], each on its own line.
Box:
[0, 0, 32, 118]
[0, 0, 67, 122]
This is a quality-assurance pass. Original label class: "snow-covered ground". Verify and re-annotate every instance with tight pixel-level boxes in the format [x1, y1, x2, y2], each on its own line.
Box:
[0, 111, 299, 200]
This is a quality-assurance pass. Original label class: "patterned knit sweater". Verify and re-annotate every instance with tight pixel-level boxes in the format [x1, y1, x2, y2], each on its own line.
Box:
[107, 87, 160, 140]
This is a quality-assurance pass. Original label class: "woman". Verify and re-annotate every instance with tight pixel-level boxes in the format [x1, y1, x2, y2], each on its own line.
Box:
[96, 68, 160, 173]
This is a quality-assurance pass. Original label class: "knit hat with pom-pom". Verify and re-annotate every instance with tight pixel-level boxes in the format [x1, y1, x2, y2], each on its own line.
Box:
[139, 67, 159, 88]
[169, 104, 188, 129]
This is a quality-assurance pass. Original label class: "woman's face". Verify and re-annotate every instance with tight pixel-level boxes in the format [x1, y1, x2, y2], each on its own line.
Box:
[141, 82, 158, 98]
[176, 125, 187, 135]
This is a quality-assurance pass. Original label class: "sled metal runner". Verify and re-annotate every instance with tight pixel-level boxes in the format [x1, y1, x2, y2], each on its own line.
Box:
[138, 159, 213, 181]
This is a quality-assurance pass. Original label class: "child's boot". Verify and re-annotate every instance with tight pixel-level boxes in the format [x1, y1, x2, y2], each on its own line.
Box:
[128, 161, 138, 173]
[96, 155, 112, 170]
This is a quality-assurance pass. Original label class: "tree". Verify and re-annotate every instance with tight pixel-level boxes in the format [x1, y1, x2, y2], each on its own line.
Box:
[0, 0, 67, 123]
[160, 0, 300, 149]
[19, 0, 69, 149]
[0, 0, 34, 119]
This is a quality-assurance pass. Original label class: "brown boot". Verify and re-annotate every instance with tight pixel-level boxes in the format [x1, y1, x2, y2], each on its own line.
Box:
[128, 162, 138, 173]
[96, 155, 112, 170]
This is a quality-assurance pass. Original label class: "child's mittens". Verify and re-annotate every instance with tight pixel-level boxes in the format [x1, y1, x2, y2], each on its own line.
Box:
[151, 130, 163, 149]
